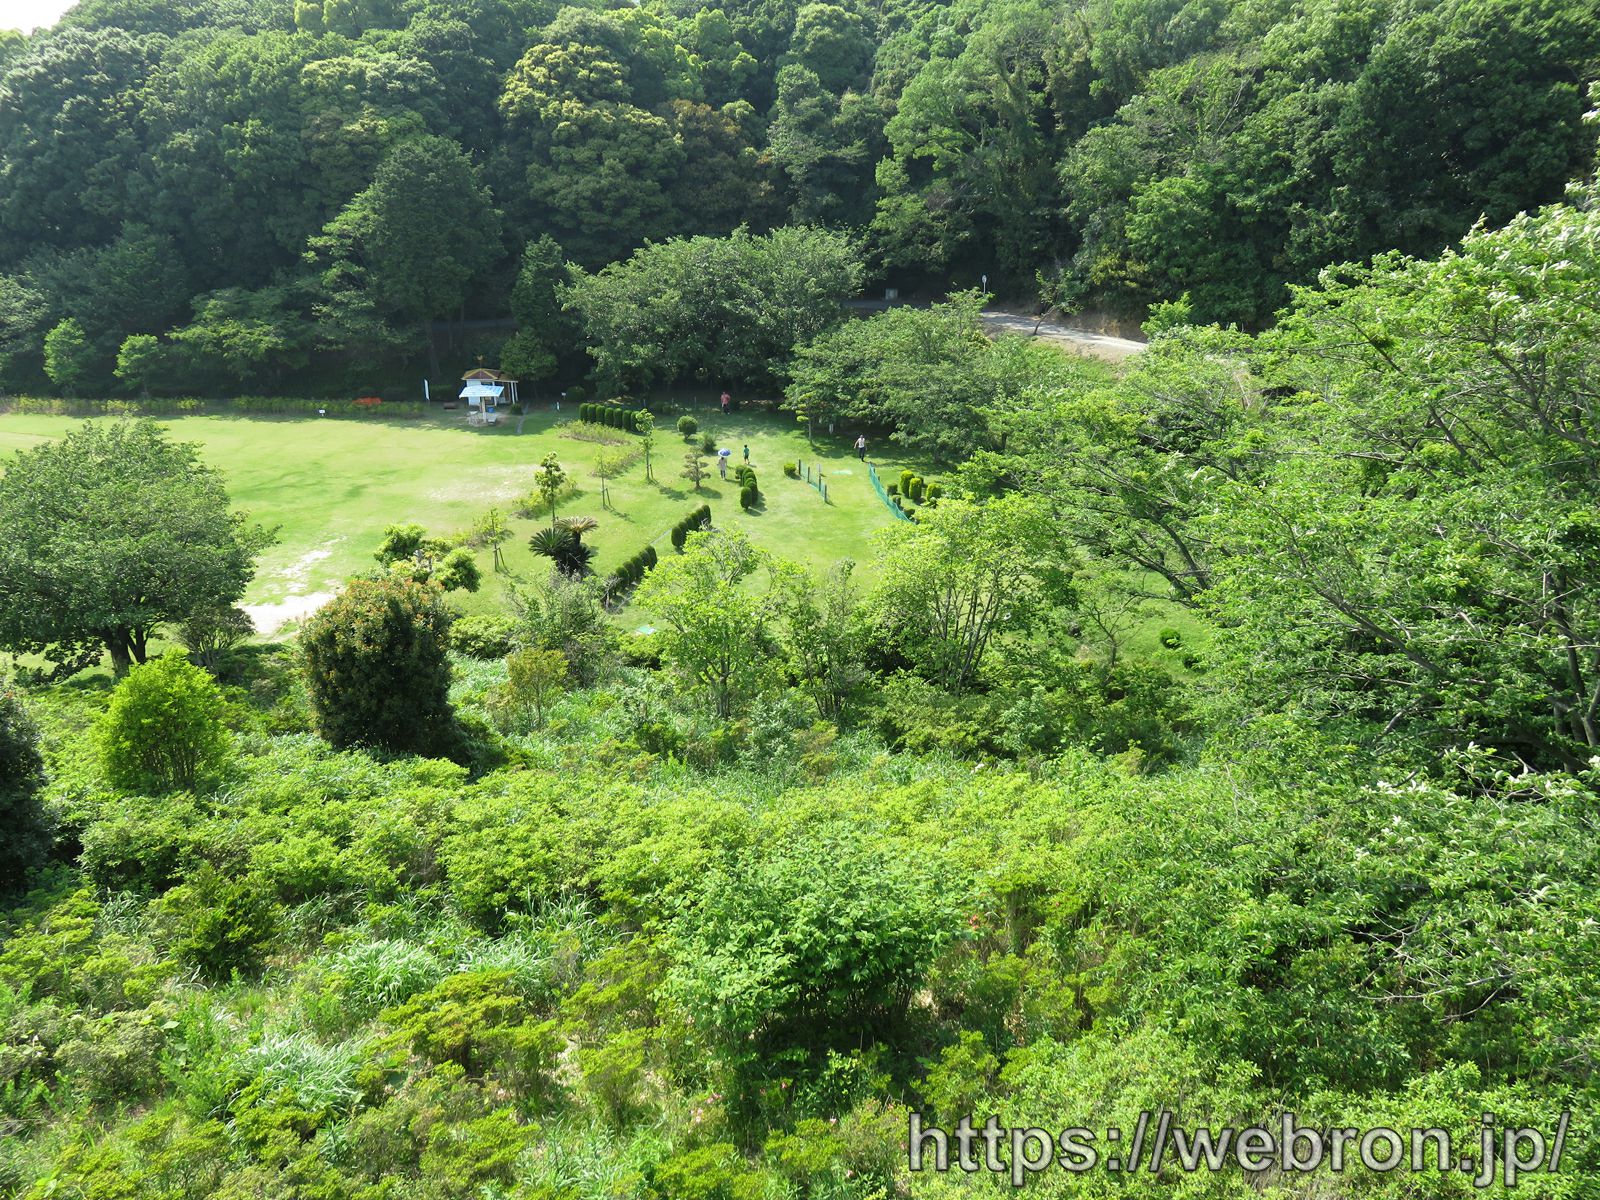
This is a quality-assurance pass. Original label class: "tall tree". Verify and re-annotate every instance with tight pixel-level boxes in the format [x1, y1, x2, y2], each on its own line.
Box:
[0, 422, 275, 674]
[870, 494, 1067, 693]
[636, 527, 783, 717]
[312, 134, 501, 366]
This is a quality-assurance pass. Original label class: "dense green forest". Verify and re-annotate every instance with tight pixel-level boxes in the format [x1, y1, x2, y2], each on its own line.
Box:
[5, 0, 1600, 1196]
[1, 0, 1597, 396]
[3, 158, 1600, 1195]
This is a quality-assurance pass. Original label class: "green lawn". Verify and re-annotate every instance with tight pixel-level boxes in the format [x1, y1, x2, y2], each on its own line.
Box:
[0, 404, 927, 635]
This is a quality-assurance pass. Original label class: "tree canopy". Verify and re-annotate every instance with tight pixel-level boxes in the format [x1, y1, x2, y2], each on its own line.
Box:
[0, 421, 274, 674]
[1, 0, 1593, 395]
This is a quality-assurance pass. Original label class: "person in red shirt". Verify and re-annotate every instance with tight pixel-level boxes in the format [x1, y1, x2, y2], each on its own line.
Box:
[720, 390, 731, 414]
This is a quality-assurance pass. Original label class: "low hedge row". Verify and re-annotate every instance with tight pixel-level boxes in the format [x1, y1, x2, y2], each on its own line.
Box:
[670, 504, 712, 551]
[579, 402, 646, 433]
[0, 395, 429, 419]
[612, 543, 659, 589]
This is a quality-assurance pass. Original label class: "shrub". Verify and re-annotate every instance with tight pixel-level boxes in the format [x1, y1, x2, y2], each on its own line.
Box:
[179, 605, 254, 674]
[163, 862, 280, 982]
[671, 831, 960, 1107]
[492, 647, 568, 730]
[900, 469, 914, 495]
[886, 483, 898, 496]
[99, 652, 231, 794]
[740, 485, 757, 510]
[58, 1009, 169, 1108]
[300, 577, 457, 757]
[910, 476, 925, 502]
[380, 970, 560, 1090]
[784, 462, 798, 478]
[79, 792, 207, 893]
[451, 612, 518, 660]
[677, 415, 697, 436]
[925, 482, 942, 502]
[0, 686, 50, 894]
[1159, 628, 1183, 650]
[700, 432, 716, 454]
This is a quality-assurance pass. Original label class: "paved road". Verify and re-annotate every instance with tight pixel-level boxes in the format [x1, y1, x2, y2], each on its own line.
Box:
[981, 309, 1146, 362]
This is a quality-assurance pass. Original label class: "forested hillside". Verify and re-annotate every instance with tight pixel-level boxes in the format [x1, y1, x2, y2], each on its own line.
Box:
[5, 0, 1600, 1195]
[1, 0, 1596, 396]
[3, 126, 1600, 1195]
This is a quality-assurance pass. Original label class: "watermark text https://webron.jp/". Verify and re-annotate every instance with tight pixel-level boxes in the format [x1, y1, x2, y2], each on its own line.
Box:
[907, 1110, 1572, 1188]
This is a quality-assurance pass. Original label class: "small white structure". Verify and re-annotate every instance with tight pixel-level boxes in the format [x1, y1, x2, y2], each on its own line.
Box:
[459, 366, 519, 425]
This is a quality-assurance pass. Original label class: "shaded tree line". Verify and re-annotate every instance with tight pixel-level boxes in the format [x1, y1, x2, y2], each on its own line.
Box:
[0, 0, 1594, 397]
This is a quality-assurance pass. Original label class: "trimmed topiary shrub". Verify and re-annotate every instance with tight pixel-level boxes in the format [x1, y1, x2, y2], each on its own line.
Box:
[783, 462, 798, 478]
[300, 577, 457, 757]
[740, 485, 757, 510]
[678, 415, 697, 436]
[700, 433, 716, 454]
[911, 477, 926, 502]
[1159, 628, 1183, 650]
[900, 469, 915, 495]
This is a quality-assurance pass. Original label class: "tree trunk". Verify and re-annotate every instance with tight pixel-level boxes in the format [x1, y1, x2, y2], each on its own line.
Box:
[425, 320, 441, 381]
[105, 630, 133, 676]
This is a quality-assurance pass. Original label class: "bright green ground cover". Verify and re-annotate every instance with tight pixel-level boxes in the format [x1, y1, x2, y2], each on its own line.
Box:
[0, 404, 922, 633]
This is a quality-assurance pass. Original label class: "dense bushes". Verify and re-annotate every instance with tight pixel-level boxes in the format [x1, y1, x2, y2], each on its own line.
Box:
[299, 578, 457, 758]
[671, 829, 962, 1111]
[677, 416, 697, 436]
[450, 613, 519, 661]
[668, 505, 712, 552]
[98, 653, 231, 794]
[0, 686, 49, 894]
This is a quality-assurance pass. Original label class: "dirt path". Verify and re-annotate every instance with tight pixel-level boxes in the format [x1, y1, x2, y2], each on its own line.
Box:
[982, 309, 1146, 362]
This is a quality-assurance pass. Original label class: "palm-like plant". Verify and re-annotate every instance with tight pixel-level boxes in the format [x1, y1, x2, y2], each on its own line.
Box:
[554, 515, 599, 544]
[529, 526, 596, 578]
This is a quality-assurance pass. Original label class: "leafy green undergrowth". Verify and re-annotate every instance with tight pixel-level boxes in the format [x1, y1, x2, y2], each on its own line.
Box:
[3, 654, 1597, 1198]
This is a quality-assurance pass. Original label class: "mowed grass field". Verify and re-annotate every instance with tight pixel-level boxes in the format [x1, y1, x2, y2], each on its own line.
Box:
[0, 403, 925, 635]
